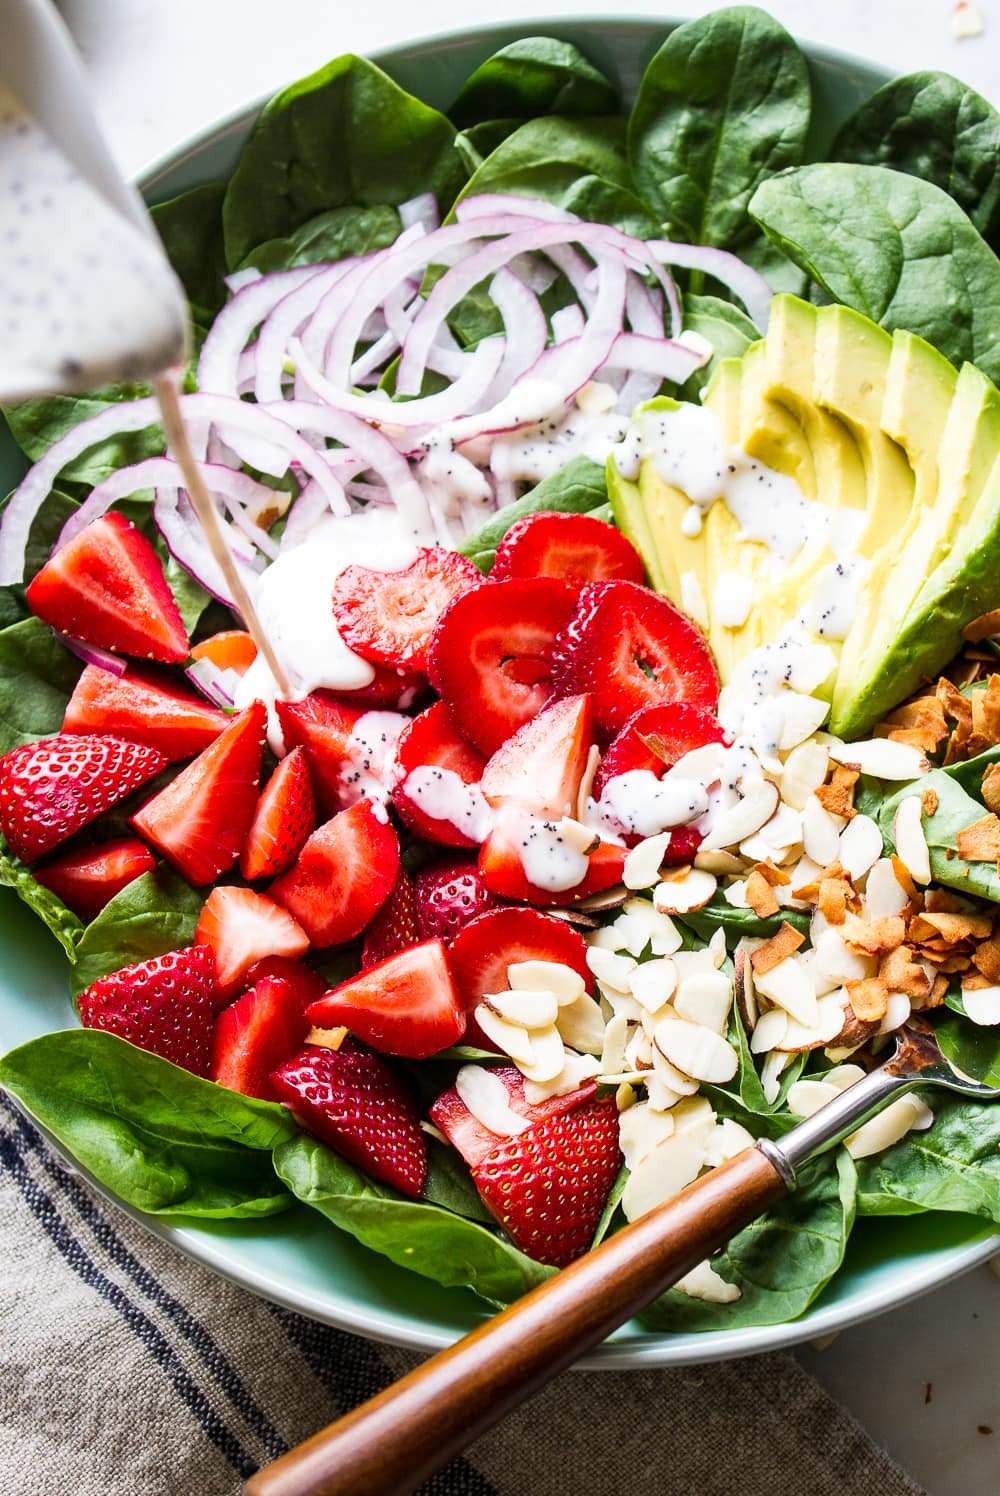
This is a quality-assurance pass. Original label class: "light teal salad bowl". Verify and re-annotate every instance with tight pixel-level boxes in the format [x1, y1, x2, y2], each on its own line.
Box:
[1, 15, 997, 1367]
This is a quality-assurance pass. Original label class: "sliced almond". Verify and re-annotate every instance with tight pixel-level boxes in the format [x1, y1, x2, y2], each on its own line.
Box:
[845, 1095, 928, 1159]
[753, 953, 820, 1027]
[673, 1258, 742, 1304]
[555, 994, 606, 1054]
[523, 1051, 600, 1103]
[777, 692, 830, 750]
[645, 1071, 685, 1112]
[802, 795, 843, 865]
[774, 991, 858, 1051]
[780, 739, 830, 811]
[750, 1005, 789, 1054]
[828, 738, 929, 780]
[623, 831, 672, 890]
[555, 815, 601, 855]
[667, 742, 726, 784]
[599, 1012, 631, 1075]
[586, 947, 637, 991]
[617, 897, 683, 957]
[674, 969, 734, 1033]
[507, 960, 586, 1005]
[703, 1117, 755, 1167]
[628, 957, 678, 1013]
[455, 1065, 531, 1136]
[700, 778, 779, 851]
[484, 989, 559, 1029]
[760, 1048, 793, 1104]
[963, 985, 1000, 1026]
[812, 925, 874, 985]
[517, 1025, 566, 1084]
[650, 1041, 700, 1096]
[786, 1078, 840, 1119]
[620, 1129, 708, 1221]
[654, 1014, 738, 1084]
[653, 867, 718, 915]
[879, 991, 912, 1034]
[618, 1099, 675, 1170]
[734, 943, 759, 1030]
[694, 848, 745, 875]
[893, 795, 932, 884]
[838, 814, 884, 881]
[863, 858, 910, 922]
[624, 1024, 654, 1072]
[473, 1004, 536, 1065]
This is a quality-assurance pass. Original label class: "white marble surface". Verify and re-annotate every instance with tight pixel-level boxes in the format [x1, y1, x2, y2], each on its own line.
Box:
[42, 2, 1000, 1492]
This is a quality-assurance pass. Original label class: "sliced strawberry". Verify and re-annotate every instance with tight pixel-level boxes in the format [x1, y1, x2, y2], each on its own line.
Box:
[428, 577, 577, 756]
[307, 939, 465, 1059]
[194, 884, 310, 1004]
[210, 974, 309, 1101]
[34, 837, 156, 922]
[392, 701, 488, 849]
[269, 797, 399, 947]
[190, 630, 258, 675]
[271, 1044, 427, 1196]
[413, 856, 502, 942]
[240, 748, 316, 880]
[478, 810, 626, 907]
[551, 580, 719, 738]
[491, 512, 645, 587]
[594, 702, 728, 793]
[448, 907, 592, 1049]
[27, 511, 188, 663]
[472, 1091, 620, 1265]
[63, 663, 229, 761]
[481, 693, 594, 821]
[362, 869, 423, 970]
[242, 955, 327, 1007]
[131, 702, 266, 885]
[430, 1064, 599, 1169]
[275, 695, 404, 816]
[332, 548, 481, 672]
[0, 734, 167, 863]
[78, 944, 216, 1076]
[336, 662, 427, 711]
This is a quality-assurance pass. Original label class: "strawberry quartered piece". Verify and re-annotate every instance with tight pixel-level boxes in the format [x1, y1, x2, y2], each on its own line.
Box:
[271, 1044, 427, 1197]
[592, 702, 728, 853]
[240, 748, 316, 880]
[190, 631, 258, 675]
[241, 955, 327, 1007]
[276, 695, 404, 817]
[361, 869, 423, 970]
[269, 797, 399, 948]
[430, 1064, 598, 1169]
[131, 702, 267, 885]
[332, 547, 481, 673]
[472, 1091, 621, 1266]
[478, 809, 625, 907]
[448, 906, 591, 1046]
[78, 944, 217, 1076]
[194, 885, 310, 1004]
[491, 511, 645, 588]
[334, 662, 427, 712]
[392, 701, 488, 849]
[0, 734, 167, 862]
[27, 512, 188, 663]
[64, 663, 229, 761]
[480, 693, 594, 822]
[307, 938, 465, 1059]
[34, 837, 155, 921]
[551, 580, 719, 739]
[413, 856, 502, 942]
[211, 972, 311, 1101]
[428, 577, 578, 756]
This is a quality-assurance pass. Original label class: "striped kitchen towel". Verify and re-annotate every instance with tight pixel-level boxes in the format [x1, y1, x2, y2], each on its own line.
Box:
[0, 1094, 924, 1496]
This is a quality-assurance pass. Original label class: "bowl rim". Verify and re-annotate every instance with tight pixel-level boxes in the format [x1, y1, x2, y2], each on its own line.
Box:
[13, 11, 1000, 1368]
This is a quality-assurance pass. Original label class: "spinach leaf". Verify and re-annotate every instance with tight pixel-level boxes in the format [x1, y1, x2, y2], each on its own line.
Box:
[750, 164, 1000, 384]
[679, 897, 809, 944]
[273, 1131, 553, 1308]
[161, 548, 214, 636]
[457, 455, 608, 572]
[856, 1089, 1000, 1221]
[591, 1164, 627, 1246]
[238, 204, 402, 275]
[423, 1138, 494, 1223]
[0, 831, 82, 958]
[677, 294, 759, 400]
[71, 868, 204, 996]
[832, 71, 1000, 253]
[3, 383, 161, 485]
[638, 1150, 855, 1331]
[0, 617, 80, 753]
[943, 744, 1000, 800]
[629, 7, 810, 250]
[879, 769, 1000, 903]
[936, 1007, 1000, 1089]
[449, 38, 618, 129]
[223, 55, 468, 270]
[0, 1030, 296, 1217]
[456, 120, 517, 163]
[151, 183, 229, 326]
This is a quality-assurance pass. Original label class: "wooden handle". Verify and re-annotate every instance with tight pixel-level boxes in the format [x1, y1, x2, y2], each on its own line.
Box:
[244, 1145, 784, 1496]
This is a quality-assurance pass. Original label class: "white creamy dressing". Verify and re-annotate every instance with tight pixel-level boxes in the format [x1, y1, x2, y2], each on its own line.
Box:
[718, 631, 837, 765]
[506, 810, 591, 892]
[402, 766, 494, 843]
[490, 395, 631, 486]
[588, 770, 708, 841]
[337, 711, 409, 807]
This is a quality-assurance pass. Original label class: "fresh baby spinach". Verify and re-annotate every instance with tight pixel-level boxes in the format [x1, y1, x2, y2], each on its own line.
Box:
[856, 1088, 1000, 1222]
[449, 37, 618, 130]
[70, 868, 204, 996]
[879, 768, 1000, 903]
[458, 455, 609, 572]
[0, 832, 82, 959]
[239, 204, 403, 275]
[151, 183, 230, 327]
[0, 616, 81, 754]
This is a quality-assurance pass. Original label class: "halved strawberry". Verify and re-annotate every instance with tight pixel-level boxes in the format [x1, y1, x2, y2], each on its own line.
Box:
[131, 702, 266, 885]
[241, 955, 328, 1008]
[307, 939, 465, 1059]
[34, 837, 156, 922]
[551, 580, 719, 738]
[472, 1091, 621, 1265]
[481, 693, 594, 821]
[190, 630, 258, 675]
[448, 906, 592, 1048]
[63, 663, 229, 761]
[78, 944, 217, 1076]
[332, 548, 481, 672]
[271, 1045, 427, 1196]
[362, 869, 423, 970]
[240, 748, 316, 880]
[413, 856, 501, 942]
[26, 511, 188, 663]
[392, 702, 488, 849]
[194, 885, 310, 1004]
[269, 797, 399, 947]
[491, 511, 645, 587]
[427, 577, 577, 756]
[275, 694, 367, 816]
[0, 734, 167, 863]
[210, 974, 309, 1100]
[477, 810, 626, 907]
[336, 662, 427, 711]
[429, 1064, 599, 1169]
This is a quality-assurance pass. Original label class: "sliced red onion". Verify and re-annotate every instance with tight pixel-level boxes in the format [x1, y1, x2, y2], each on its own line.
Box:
[253, 262, 360, 405]
[198, 265, 322, 399]
[602, 333, 706, 383]
[454, 193, 579, 226]
[345, 480, 394, 504]
[155, 486, 260, 611]
[649, 240, 771, 331]
[399, 193, 439, 233]
[185, 657, 238, 709]
[615, 372, 666, 412]
[280, 479, 335, 552]
[58, 457, 284, 548]
[225, 268, 262, 293]
[482, 268, 548, 400]
[55, 633, 128, 676]
[551, 304, 585, 343]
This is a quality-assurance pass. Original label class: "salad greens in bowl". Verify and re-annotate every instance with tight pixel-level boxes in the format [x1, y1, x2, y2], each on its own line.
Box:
[3, 9, 1000, 1365]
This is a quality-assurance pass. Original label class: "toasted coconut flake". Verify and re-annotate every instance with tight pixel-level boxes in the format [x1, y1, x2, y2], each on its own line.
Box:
[815, 765, 860, 821]
[842, 912, 906, 957]
[756, 858, 790, 887]
[751, 921, 806, 975]
[305, 1025, 349, 1050]
[972, 678, 1000, 744]
[877, 696, 949, 756]
[914, 908, 993, 942]
[890, 853, 921, 904]
[745, 868, 780, 918]
[973, 934, 1000, 983]
[818, 877, 849, 926]
[937, 676, 974, 726]
[893, 796, 931, 885]
[982, 764, 1000, 816]
[921, 788, 939, 818]
[956, 813, 1000, 863]
[847, 976, 889, 1023]
[878, 945, 932, 1002]
[963, 609, 1000, 643]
